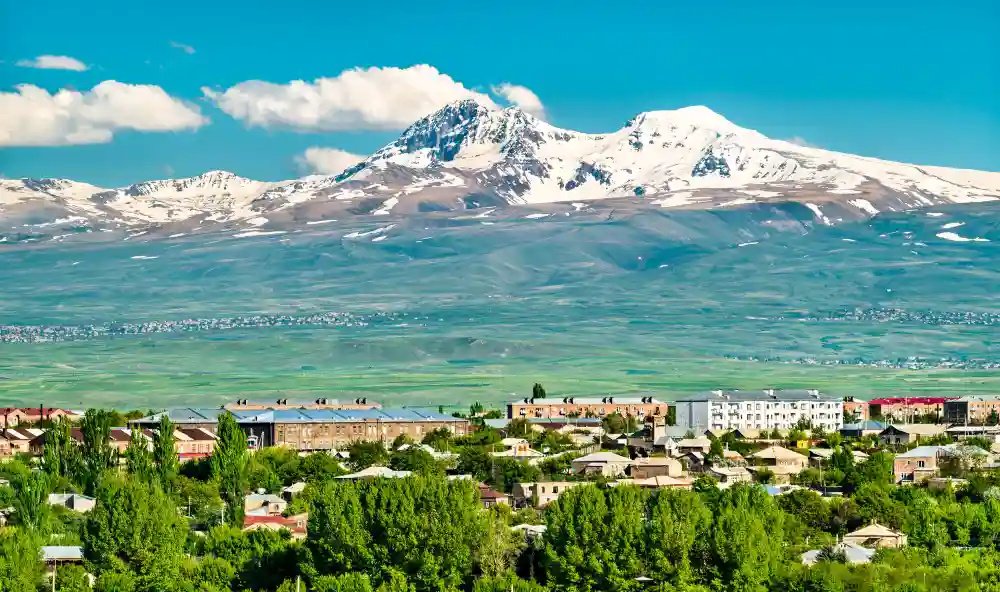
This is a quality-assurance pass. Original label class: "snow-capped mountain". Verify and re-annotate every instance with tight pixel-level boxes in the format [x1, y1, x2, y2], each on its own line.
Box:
[3, 100, 1000, 241]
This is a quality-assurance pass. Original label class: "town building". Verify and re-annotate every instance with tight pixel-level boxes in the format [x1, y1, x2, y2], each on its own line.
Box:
[48, 493, 96, 513]
[624, 475, 693, 489]
[243, 513, 308, 540]
[224, 398, 381, 411]
[1, 407, 80, 427]
[843, 522, 907, 548]
[943, 396, 1000, 425]
[879, 424, 949, 446]
[868, 397, 957, 423]
[29, 427, 135, 456]
[708, 466, 752, 486]
[132, 407, 469, 451]
[808, 448, 868, 468]
[337, 466, 412, 480]
[842, 397, 869, 422]
[630, 456, 685, 479]
[571, 451, 632, 477]
[478, 484, 509, 508]
[512, 481, 584, 507]
[891, 444, 991, 483]
[673, 390, 843, 433]
[0, 427, 40, 456]
[839, 420, 886, 439]
[244, 492, 288, 517]
[748, 446, 809, 483]
[801, 541, 874, 566]
[506, 396, 668, 420]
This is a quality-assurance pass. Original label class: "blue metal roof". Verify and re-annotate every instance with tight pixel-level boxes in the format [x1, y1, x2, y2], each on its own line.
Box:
[136, 407, 460, 424]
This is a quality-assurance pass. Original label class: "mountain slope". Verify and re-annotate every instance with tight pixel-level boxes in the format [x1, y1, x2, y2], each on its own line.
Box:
[3, 101, 999, 242]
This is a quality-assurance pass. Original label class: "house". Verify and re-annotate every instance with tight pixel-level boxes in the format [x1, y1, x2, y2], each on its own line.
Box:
[748, 446, 809, 482]
[2, 407, 79, 427]
[41, 546, 86, 581]
[946, 425, 1000, 442]
[336, 466, 412, 480]
[172, 428, 217, 459]
[709, 466, 751, 486]
[843, 522, 907, 548]
[621, 475, 693, 490]
[627, 425, 689, 454]
[893, 446, 946, 483]
[571, 451, 632, 477]
[396, 442, 456, 460]
[511, 524, 547, 541]
[839, 420, 886, 439]
[243, 513, 308, 540]
[478, 484, 509, 508]
[673, 389, 843, 433]
[630, 456, 685, 479]
[47, 493, 96, 513]
[675, 438, 712, 455]
[894, 444, 989, 483]
[244, 492, 288, 516]
[282, 481, 307, 500]
[801, 541, 875, 566]
[808, 448, 868, 468]
[879, 424, 948, 446]
[512, 481, 583, 507]
[681, 451, 707, 472]
[2, 428, 41, 456]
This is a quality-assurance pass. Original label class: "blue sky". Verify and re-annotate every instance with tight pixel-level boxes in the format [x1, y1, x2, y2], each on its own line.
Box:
[1, 0, 997, 186]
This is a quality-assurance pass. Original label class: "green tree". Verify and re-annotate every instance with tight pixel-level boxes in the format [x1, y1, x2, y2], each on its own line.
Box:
[389, 449, 444, 476]
[80, 409, 116, 495]
[457, 448, 493, 482]
[83, 476, 188, 592]
[478, 512, 522, 578]
[55, 564, 92, 592]
[348, 441, 389, 471]
[43, 416, 79, 480]
[666, 406, 677, 426]
[532, 383, 547, 399]
[0, 527, 45, 591]
[153, 414, 179, 493]
[211, 411, 249, 526]
[124, 430, 154, 483]
[646, 489, 712, 586]
[708, 484, 785, 592]
[543, 484, 646, 592]
[93, 572, 137, 592]
[313, 573, 376, 592]
[10, 468, 50, 531]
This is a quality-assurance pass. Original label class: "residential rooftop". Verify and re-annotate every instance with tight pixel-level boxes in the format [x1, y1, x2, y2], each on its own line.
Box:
[133, 407, 462, 425]
[675, 389, 839, 403]
[508, 396, 666, 405]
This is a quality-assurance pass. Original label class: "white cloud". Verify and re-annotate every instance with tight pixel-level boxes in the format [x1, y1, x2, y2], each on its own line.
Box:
[169, 41, 196, 55]
[492, 83, 545, 119]
[203, 64, 502, 132]
[0, 81, 209, 147]
[295, 147, 365, 175]
[16, 55, 89, 71]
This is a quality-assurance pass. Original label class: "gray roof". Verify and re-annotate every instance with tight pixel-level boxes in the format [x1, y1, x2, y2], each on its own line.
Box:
[245, 493, 285, 504]
[134, 407, 461, 425]
[508, 397, 665, 405]
[41, 546, 84, 562]
[801, 542, 874, 566]
[675, 389, 839, 403]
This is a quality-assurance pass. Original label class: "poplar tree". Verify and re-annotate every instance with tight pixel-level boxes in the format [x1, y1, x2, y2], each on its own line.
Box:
[212, 411, 249, 525]
[153, 414, 179, 493]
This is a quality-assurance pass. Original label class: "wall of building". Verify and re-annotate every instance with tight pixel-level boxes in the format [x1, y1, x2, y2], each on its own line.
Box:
[507, 401, 667, 420]
[673, 401, 709, 431]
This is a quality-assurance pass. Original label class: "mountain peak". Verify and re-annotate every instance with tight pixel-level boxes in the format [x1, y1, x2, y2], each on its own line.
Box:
[628, 105, 746, 134]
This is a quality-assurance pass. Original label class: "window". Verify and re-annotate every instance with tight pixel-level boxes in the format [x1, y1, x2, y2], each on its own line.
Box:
[918, 461, 925, 468]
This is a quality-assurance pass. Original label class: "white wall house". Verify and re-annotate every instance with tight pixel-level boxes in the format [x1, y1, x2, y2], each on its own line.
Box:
[673, 389, 843, 433]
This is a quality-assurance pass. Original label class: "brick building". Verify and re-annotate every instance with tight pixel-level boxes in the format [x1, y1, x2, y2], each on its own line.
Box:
[868, 397, 957, 422]
[506, 396, 668, 420]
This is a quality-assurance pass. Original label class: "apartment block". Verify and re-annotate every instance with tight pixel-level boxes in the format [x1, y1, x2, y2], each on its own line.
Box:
[673, 389, 843, 433]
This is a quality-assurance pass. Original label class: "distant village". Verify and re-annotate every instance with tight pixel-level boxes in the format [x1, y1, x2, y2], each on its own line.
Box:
[4, 389, 1000, 579]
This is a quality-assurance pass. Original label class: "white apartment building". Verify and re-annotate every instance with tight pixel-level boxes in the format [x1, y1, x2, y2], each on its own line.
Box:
[673, 389, 843, 433]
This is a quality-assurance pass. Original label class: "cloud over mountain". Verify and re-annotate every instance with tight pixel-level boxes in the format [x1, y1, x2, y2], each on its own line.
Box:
[15, 55, 89, 71]
[295, 147, 365, 174]
[492, 83, 545, 119]
[0, 81, 208, 146]
[202, 65, 514, 132]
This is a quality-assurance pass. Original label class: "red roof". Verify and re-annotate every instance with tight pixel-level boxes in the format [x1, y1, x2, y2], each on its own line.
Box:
[868, 397, 958, 405]
[478, 484, 508, 500]
[243, 513, 308, 535]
